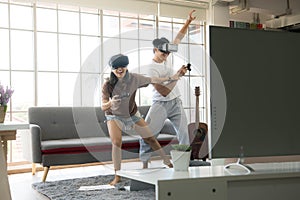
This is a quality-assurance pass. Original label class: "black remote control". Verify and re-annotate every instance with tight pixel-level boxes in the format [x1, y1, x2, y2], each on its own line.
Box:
[187, 63, 191, 71]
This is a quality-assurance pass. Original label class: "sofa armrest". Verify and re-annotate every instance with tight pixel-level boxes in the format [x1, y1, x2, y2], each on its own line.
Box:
[30, 124, 42, 163]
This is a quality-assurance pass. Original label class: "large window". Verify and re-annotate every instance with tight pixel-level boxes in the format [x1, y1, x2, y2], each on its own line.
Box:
[0, 0, 206, 163]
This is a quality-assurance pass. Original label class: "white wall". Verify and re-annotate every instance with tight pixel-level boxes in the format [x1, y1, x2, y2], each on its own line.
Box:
[209, 3, 230, 27]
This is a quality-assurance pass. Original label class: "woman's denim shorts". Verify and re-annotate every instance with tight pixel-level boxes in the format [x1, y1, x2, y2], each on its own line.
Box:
[105, 111, 142, 131]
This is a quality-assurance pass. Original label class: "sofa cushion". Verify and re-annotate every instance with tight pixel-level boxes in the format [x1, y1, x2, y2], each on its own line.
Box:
[41, 134, 178, 155]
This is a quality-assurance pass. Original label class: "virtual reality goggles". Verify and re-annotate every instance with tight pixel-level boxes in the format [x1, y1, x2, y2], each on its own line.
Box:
[158, 43, 178, 54]
[109, 54, 129, 69]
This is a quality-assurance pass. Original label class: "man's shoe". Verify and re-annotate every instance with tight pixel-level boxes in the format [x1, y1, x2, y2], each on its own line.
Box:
[142, 161, 149, 169]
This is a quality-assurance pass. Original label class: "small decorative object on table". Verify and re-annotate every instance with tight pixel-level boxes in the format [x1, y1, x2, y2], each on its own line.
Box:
[0, 83, 14, 123]
[170, 144, 192, 171]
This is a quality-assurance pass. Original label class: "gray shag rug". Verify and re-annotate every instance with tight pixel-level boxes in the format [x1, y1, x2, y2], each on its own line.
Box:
[32, 175, 155, 200]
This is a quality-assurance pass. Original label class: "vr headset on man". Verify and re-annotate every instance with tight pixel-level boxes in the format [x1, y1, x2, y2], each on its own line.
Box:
[153, 37, 178, 54]
[158, 43, 178, 54]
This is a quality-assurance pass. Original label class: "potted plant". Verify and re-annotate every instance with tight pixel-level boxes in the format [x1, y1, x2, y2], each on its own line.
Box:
[170, 144, 192, 171]
[0, 83, 14, 123]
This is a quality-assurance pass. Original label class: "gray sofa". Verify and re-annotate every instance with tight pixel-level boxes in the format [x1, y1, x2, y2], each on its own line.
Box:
[24, 106, 178, 181]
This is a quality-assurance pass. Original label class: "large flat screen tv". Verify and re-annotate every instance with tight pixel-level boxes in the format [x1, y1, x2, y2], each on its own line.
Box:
[209, 26, 300, 166]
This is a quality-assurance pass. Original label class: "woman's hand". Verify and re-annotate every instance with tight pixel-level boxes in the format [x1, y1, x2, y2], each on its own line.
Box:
[110, 95, 121, 111]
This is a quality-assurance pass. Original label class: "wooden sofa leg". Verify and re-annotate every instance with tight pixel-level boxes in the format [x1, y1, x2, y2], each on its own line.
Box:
[42, 166, 50, 182]
[32, 163, 36, 175]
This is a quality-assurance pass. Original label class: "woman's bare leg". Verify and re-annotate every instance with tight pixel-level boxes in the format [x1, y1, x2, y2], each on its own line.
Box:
[135, 119, 173, 168]
[107, 120, 123, 185]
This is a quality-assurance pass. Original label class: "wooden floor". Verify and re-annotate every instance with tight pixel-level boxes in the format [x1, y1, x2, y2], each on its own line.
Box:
[8, 160, 164, 200]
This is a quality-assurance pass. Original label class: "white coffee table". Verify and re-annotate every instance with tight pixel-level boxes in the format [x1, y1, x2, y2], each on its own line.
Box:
[117, 165, 228, 199]
[117, 165, 225, 185]
[117, 163, 300, 200]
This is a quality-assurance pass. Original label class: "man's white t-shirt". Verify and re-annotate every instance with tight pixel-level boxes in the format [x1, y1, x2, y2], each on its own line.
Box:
[143, 59, 181, 101]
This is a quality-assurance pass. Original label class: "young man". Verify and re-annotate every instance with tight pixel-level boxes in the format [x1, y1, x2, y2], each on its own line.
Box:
[139, 10, 196, 168]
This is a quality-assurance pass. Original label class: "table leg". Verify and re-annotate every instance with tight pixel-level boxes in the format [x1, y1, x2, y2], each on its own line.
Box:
[130, 179, 155, 191]
[0, 130, 17, 164]
[0, 142, 12, 200]
[2, 139, 8, 162]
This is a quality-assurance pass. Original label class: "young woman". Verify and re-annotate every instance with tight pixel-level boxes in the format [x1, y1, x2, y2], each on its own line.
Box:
[101, 54, 183, 185]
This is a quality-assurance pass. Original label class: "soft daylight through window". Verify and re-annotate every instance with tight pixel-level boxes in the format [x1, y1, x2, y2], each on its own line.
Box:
[0, 0, 206, 165]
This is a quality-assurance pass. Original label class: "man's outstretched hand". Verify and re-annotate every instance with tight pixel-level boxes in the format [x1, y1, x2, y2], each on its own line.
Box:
[188, 10, 196, 22]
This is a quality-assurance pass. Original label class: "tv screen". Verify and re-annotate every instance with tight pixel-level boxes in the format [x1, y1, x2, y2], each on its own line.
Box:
[209, 26, 300, 159]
